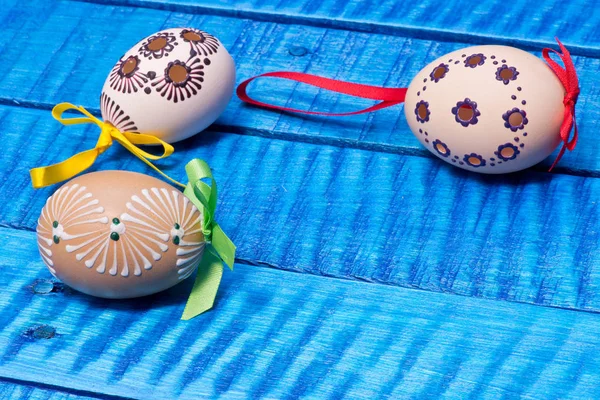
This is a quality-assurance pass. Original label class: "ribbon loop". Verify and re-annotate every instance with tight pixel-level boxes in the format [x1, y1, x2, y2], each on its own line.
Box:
[52, 102, 103, 126]
[543, 38, 580, 171]
[182, 159, 236, 320]
[30, 103, 184, 189]
[237, 71, 407, 116]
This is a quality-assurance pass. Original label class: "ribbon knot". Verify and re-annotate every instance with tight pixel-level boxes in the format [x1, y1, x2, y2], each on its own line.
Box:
[96, 125, 115, 153]
[543, 38, 580, 171]
[181, 159, 236, 320]
[564, 88, 579, 107]
[30, 103, 185, 189]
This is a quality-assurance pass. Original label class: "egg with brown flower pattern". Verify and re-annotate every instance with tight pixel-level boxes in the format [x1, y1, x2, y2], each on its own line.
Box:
[100, 28, 235, 143]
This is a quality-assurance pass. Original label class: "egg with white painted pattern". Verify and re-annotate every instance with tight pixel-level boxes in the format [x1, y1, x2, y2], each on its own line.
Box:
[36, 171, 205, 298]
[404, 45, 565, 173]
[100, 28, 235, 143]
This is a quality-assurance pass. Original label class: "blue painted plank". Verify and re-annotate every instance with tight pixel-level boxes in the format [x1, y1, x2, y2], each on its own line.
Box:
[0, 379, 117, 400]
[76, 0, 600, 57]
[2, 0, 597, 398]
[1, 226, 600, 399]
[0, 0, 598, 174]
[1, 104, 600, 313]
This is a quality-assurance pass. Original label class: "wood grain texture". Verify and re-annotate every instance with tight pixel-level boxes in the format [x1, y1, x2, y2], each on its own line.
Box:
[1, 227, 600, 399]
[1, 0, 599, 174]
[2, 0, 600, 397]
[74, 0, 600, 57]
[3, 104, 600, 313]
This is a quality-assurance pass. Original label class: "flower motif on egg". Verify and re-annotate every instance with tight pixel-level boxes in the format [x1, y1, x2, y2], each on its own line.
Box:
[463, 153, 486, 168]
[37, 185, 205, 280]
[451, 98, 480, 127]
[464, 53, 486, 68]
[37, 184, 108, 277]
[432, 139, 451, 157]
[502, 108, 528, 131]
[429, 63, 449, 83]
[415, 100, 431, 123]
[100, 93, 138, 133]
[496, 143, 520, 161]
[138, 32, 178, 60]
[121, 188, 205, 280]
[180, 28, 220, 57]
[151, 56, 208, 103]
[108, 55, 151, 94]
[495, 65, 519, 85]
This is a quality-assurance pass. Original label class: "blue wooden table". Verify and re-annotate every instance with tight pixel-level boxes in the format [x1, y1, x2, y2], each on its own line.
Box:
[1, 0, 599, 398]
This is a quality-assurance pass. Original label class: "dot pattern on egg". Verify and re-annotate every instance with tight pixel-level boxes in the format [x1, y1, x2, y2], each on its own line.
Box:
[37, 184, 205, 280]
[405, 45, 559, 173]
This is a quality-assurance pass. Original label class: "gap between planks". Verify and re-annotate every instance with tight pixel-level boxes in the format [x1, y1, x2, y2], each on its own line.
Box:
[6, 222, 600, 318]
[0, 99, 595, 180]
[70, 0, 600, 58]
[0, 376, 135, 400]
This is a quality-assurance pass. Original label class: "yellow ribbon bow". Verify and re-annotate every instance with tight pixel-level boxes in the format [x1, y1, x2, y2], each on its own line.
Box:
[30, 103, 185, 189]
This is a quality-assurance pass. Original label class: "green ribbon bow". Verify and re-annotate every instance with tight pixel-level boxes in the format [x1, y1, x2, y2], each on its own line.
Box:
[181, 159, 236, 320]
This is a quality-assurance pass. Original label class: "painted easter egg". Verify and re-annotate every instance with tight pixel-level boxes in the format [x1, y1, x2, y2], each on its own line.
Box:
[404, 45, 565, 173]
[36, 171, 205, 298]
[100, 28, 235, 143]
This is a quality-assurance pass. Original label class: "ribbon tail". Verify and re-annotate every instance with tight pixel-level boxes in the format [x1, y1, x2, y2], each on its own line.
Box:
[134, 154, 187, 189]
[30, 147, 100, 188]
[211, 223, 236, 270]
[181, 250, 224, 320]
[549, 145, 567, 172]
[567, 117, 578, 151]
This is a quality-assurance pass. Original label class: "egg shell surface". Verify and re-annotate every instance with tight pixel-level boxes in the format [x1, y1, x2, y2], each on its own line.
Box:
[101, 28, 235, 143]
[404, 45, 565, 173]
[36, 171, 205, 299]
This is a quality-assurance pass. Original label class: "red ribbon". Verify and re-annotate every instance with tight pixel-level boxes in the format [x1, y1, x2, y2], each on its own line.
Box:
[236, 71, 406, 116]
[543, 38, 580, 171]
[238, 39, 579, 171]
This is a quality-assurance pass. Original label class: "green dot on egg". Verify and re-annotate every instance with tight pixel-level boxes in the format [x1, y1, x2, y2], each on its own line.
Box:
[53, 235, 60, 244]
[52, 221, 59, 228]
[112, 218, 120, 225]
[173, 236, 180, 245]
[110, 232, 120, 241]
[174, 223, 180, 230]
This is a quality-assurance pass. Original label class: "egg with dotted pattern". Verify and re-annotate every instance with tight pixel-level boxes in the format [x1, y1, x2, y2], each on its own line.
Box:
[404, 45, 565, 173]
[36, 171, 206, 298]
[100, 28, 235, 143]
